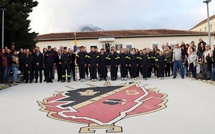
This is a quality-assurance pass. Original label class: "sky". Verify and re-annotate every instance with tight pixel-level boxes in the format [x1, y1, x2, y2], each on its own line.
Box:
[29, 0, 215, 35]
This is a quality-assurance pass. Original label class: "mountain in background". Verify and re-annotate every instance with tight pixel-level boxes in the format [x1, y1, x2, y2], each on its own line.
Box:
[80, 24, 103, 32]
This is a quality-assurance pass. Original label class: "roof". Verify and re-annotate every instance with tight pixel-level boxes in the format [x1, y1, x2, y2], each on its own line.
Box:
[36, 29, 211, 42]
[190, 14, 215, 30]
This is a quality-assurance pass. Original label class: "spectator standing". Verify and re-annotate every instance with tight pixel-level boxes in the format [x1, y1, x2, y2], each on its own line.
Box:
[188, 47, 197, 79]
[33, 47, 43, 83]
[11, 50, 19, 84]
[173, 44, 184, 79]
[23, 49, 33, 83]
[202, 45, 213, 80]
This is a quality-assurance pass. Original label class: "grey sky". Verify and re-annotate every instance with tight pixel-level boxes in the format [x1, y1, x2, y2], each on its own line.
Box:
[29, 0, 215, 34]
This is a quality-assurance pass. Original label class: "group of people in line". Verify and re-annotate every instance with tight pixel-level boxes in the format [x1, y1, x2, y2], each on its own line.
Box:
[0, 38, 215, 84]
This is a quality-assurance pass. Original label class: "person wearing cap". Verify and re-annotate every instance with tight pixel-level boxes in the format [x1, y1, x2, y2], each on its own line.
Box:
[44, 46, 55, 83]
[172, 43, 184, 79]
[61, 47, 72, 82]
[202, 44, 213, 80]
[76, 46, 87, 82]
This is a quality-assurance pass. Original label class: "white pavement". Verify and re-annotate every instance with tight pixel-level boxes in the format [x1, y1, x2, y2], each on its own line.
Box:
[0, 77, 215, 134]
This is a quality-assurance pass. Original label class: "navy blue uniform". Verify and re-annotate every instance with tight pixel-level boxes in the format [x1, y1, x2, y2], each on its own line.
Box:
[118, 53, 129, 78]
[128, 53, 138, 78]
[98, 53, 108, 80]
[44, 50, 55, 82]
[61, 52, 72, 82]
[155, 55, 166, 78]
[108, 53, 119, 80]
[140, 54, 149, 79]
[77, 52, 87, 79]
[87, 52, 99, 80]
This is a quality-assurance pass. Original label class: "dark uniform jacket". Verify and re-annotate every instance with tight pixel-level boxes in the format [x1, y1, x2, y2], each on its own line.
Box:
[23, 54, 33, 68]
[77, 52, 87, 65]
[33, 52, 43, 68]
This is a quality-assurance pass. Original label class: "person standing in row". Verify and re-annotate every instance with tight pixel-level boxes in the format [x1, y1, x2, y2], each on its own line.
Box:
[69, 49, 76, 81]
[77, 46, 87, 82]
[173, 44, 184, 79]
[61, 47, 72, 83]
[156, 51, 166, 80]
[23, 49, 33, 83]
[140, 48, 149, 80]
[163, 46, 172, 77]
[98, 48, 108, 81]
[202, 45, 213, 80]
[188, 47, 197, 79]
[212, 44, 215, 81]
[108, 49, 119, 81]
[11, 50, 19, 84]
[129, 48, 138, 80]
[33, 47, 43, 83]
[44, 46, 55, 83]
[118, 48, 129, 81]
[87, 47, 99, 82]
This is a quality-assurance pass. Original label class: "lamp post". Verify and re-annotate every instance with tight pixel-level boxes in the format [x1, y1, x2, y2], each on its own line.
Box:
[203, 0, 212, 47]
[0, 8, 6, 49]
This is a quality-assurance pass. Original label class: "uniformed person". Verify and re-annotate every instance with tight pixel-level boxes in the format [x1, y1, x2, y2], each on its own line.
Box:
[140, 48, 149, 80]
[61, 47, 72, 82]
[77, 46, 87, 82]
[23, 49, 33, 83]
[86, 46, 99, 82]
[44, 46, 55, 83]
[128, 48, 138, 80]
[118, 48, 129, 81]
[155, 51, 166, 80]
[108, 49, 119, 81]
[98, 48, 108, 81]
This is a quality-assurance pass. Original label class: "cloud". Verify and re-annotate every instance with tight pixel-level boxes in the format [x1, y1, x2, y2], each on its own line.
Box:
[29, 0, 215, 34]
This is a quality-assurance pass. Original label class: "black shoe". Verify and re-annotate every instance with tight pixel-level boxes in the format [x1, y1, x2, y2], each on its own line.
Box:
[104, 78, 107, 81]
[40, 81, 42, 83]
[173, 77, 176, 79]
[35, 81, 38, 83]
[182, 77, 184, 79]
[99, 79, 102, 81]
[49, 81, 53, 83]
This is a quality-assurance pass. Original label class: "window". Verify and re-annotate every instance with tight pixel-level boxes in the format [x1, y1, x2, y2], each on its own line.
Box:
[200, 29, 201, 31]
[126, 45, 132, 50]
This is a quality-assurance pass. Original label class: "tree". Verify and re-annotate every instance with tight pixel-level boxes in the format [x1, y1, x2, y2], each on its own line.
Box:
[0, 0, 38, 49]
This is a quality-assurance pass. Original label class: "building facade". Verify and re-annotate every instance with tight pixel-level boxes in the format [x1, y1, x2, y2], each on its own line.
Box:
[36, 29, 214, 51]
[190, 14, 215, 32]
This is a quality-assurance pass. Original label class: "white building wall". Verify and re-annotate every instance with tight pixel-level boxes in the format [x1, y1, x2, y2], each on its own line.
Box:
[36, 35, 214, 51]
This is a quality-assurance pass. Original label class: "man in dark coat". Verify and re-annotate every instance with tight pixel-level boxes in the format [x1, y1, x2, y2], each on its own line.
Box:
[23, 49, 33, 83]
[33, 47, 43, 83]
[44, 46, 55, 83]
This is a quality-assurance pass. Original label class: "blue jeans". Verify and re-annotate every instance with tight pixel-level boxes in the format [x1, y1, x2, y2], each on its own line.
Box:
[3, 66, 11, 83]
[12, 66, 19, 83]
[190, 63, 196, 78]
[173, 60, 184, 77]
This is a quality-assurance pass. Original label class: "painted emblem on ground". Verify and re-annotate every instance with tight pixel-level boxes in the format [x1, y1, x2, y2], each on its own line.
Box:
[37, 82, 168, 133]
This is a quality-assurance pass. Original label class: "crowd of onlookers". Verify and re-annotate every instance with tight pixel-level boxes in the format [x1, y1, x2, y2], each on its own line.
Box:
[0, 38, 215, 85]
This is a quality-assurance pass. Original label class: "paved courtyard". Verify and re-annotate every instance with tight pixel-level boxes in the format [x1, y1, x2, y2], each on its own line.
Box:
[0, 76, 215, 134]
